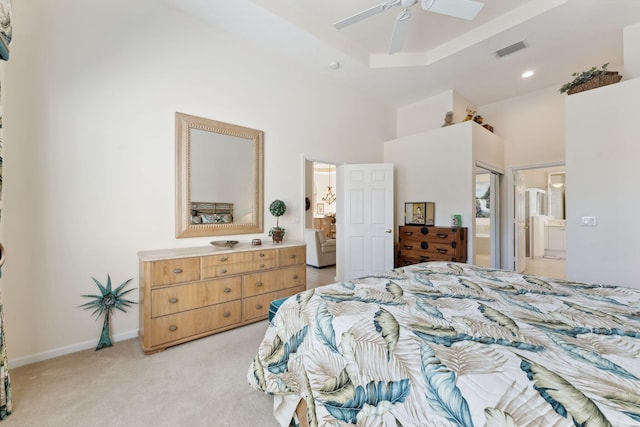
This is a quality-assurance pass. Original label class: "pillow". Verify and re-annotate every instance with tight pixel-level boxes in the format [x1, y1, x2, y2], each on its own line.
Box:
[218, 214, 232, 223]
[191, 215, 202, 224]
[201, 214, 233, 224]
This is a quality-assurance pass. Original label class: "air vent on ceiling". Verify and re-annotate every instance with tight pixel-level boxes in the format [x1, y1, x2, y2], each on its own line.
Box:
[495, 41, 528, 58]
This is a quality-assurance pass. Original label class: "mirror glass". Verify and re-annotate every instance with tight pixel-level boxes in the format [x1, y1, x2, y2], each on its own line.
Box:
[548, 172, 566, 220]
[176, 112, 263, 238]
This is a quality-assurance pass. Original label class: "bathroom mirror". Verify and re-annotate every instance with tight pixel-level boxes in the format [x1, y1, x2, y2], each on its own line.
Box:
[176, 112, 263, 238]
[548, 172, 566, 220]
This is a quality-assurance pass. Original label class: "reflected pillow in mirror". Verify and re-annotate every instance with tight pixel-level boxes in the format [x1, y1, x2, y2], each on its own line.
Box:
[202, 214, 233, 224]
[191, 215, 203, 224]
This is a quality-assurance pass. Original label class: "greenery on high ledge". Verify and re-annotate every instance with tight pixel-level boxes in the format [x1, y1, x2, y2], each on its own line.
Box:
[559, 63, 610, 93]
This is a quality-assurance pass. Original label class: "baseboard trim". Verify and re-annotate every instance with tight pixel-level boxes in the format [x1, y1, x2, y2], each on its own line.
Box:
[8, 329, 139, 369]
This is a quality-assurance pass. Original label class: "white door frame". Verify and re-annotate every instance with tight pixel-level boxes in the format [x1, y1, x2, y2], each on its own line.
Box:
[506, 161, 565, 272]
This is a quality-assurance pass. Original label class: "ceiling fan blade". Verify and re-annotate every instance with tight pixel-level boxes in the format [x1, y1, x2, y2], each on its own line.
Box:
[421, 0, 484, 20]
[389, 9, 411, 54]
[334, 2, 388, 29]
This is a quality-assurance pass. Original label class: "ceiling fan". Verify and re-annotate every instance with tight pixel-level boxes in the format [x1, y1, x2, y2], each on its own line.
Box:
[334, 0, 484, 54]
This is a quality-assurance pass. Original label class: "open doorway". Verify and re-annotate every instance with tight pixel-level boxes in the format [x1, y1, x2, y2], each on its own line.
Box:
[511, 164, 566, 279]
[475, 167, 501, 268]
[303, 158, 338, 277]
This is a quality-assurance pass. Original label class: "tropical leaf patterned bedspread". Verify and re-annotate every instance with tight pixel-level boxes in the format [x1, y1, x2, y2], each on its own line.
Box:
[248, 262, 640, 426]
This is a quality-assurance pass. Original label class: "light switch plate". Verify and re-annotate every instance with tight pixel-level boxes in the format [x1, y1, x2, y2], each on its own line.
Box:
[581, 216, 597, 226]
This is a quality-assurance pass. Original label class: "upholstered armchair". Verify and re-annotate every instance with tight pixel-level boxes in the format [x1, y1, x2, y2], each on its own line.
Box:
[304, 228, 336, 268]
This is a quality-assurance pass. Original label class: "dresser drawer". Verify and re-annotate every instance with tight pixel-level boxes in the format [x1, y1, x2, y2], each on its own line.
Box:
[399, 226, 464, 243]
[202, 249, 275, 267]
[278, 246, 306, 266]
[243, 264, 306, 297]
[151, 276, 242, 317]
[150, 300, 242, 346]
[398, 239, 461, 256]
[150, 257, 200, 287]
[203, 259, 276, 278]
[397, 252, 466, 265]
[243, 286, 305, 322]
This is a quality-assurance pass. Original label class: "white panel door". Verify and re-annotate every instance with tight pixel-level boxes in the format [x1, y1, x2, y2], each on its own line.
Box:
[337, 164, 394, 281]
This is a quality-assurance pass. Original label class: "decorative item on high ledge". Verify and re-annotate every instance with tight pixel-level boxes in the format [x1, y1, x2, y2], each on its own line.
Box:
[559, 62, 622, 95]
[268, 199, 286, 243]
[463, 107, 476, 121]
[79, 275, 136, 351]
[441, 111, 454, 127]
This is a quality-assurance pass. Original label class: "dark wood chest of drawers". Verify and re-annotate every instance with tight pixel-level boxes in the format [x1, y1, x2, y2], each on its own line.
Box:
[397, 225, 468, 266]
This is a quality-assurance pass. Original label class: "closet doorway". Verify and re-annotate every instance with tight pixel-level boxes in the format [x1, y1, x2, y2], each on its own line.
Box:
[475, 167, 501, 268]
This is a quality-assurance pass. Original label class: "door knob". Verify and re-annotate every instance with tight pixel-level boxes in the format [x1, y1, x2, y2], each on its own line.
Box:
[385, 229, 392, 233]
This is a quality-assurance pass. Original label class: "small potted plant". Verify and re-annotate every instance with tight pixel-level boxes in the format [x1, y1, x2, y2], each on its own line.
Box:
[559, 62, 622, 95]
[268, 199, 286, 243]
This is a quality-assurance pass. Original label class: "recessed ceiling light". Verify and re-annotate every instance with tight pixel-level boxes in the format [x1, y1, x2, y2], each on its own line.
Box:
[522, 70, 534, 78]
[329, 61, 340, 70]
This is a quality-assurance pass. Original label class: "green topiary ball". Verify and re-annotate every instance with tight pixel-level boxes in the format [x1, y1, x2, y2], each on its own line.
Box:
[269, 200, 286, 217]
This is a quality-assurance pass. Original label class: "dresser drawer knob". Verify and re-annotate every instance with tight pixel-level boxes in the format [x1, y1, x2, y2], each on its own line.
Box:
[221, 257, 228, 262]
[220, 269, 227, 274]
[293, 275, 299, 280]
[259, 264, 265, 268]
[403, 245, 413, 250]
[437, 248, 448, 254]
[289, 254, 296, 259]
[403, 231, 413, 236]
[437, 233, 448, 239]
[173, 268, 183, 274]
[169, 297, 179, 303]
[224, 287, 231, 293]
[168, 325, 178, 332]
[223, 312, 231, 318]
[255, 282, 263, 287]
[259, 253, 265, 257]
[256, 304, 263, 310]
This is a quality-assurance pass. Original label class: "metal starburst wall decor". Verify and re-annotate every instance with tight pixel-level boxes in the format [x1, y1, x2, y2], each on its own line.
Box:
[80, 275, 136, 350]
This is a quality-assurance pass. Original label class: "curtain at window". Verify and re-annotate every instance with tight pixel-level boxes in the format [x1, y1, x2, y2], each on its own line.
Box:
[0, 0, 12, 420]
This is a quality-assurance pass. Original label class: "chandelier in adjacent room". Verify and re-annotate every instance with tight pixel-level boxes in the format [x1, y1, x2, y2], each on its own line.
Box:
[321, 164, 336, 205]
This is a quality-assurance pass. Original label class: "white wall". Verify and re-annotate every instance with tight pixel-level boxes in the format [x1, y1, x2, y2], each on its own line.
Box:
[480, 86, 566, 168]
[396, 90, 477, 138]
[565, 77, 640, 288]
[384, 121, 503, 261]
[624, 22, 640, 79]
[1, 0, 395, 365]
[385, 123, 473, 233]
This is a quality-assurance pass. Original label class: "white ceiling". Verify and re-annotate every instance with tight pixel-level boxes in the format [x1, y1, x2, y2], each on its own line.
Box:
[164, 0, 640, 107]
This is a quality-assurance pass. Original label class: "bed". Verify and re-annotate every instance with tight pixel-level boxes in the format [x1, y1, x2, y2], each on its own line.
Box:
[189, 201, 233, 224]
[248, 262, 640, 427]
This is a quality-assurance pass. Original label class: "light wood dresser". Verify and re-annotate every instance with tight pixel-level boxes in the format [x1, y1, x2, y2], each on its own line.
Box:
[396, 226, 468, 267]
[138, 242, 306, 354]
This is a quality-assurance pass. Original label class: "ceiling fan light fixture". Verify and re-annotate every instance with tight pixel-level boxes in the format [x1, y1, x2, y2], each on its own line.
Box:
[335, 0, 484, 53]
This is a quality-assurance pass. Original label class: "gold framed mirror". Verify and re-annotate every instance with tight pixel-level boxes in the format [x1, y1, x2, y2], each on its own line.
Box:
[176, 112, 263, 238]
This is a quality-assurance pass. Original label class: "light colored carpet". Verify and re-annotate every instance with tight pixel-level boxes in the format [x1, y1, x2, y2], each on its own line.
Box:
[4, 321, 279, 427]
[4, 266, 338, 427]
